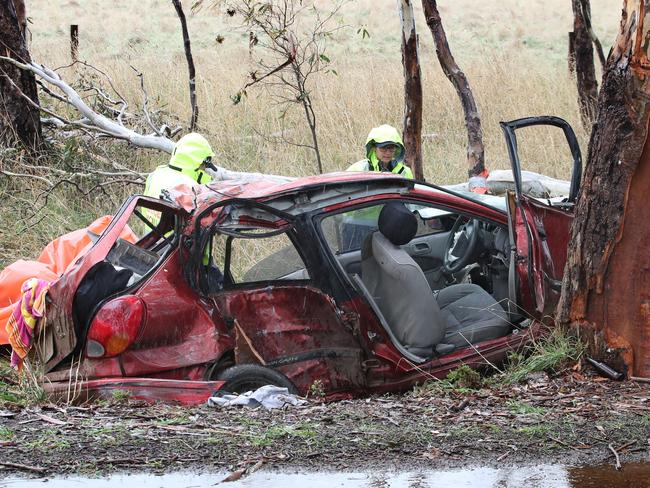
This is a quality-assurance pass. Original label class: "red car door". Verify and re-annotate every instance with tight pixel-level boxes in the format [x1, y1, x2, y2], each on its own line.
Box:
[197, 200, 366, 395]
[501, 116, 581, 317]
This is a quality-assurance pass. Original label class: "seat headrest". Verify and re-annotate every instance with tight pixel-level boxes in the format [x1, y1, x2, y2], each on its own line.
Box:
[378, 202, 417, 246]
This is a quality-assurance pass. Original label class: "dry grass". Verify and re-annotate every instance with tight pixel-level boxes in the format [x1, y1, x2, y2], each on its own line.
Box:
[0, 0, 622, 264]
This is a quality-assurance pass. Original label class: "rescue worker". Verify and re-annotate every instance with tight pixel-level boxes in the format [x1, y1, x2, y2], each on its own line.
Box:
[340, 126, 413, 251]
[144, 132, 216, 200]
[347, 124, 414, 179]
[143, 133, 223, 291]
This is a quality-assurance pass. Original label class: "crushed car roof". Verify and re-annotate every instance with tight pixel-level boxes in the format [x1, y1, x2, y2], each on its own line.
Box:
[164, 171, 512, 218]
[166, 171, 416, 213]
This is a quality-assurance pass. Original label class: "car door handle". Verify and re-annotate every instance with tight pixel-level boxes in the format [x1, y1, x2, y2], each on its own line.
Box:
[411, 242, 430, 255]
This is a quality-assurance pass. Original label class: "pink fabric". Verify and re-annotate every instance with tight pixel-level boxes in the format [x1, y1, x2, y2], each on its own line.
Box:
[6, 278, 51, 370]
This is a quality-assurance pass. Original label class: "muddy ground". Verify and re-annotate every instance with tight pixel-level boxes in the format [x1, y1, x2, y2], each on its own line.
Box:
[1, 371, 649, 479]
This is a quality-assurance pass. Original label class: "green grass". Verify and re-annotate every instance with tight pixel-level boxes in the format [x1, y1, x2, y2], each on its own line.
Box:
[153, 413, 192, 426]
[24, 430, 72, 450]
[0, 358, 47, 407]
[251, 422, 317, 447]
[445, 364, 483, 390]
[411, 364, 485, 397]
[449, 425, 482, 438]
[498, 328, 585, 384]
[518, 425, 552, 437]
[0, 426, 13, 441]
[506, 400, 547, 415]
[111, 390, 132, 403]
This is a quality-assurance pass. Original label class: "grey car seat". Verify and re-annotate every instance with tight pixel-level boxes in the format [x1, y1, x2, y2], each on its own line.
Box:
[361, 202, 510, 356]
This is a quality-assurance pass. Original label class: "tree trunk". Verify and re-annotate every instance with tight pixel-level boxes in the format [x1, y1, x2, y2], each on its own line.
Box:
[421, 0, 485, 190]
[558, 1, 650, 378]
[172, 0, 198, 131]
[570, 0, 599, 130]
[399, 0, 423, 181]
[0, 0, 42, 151]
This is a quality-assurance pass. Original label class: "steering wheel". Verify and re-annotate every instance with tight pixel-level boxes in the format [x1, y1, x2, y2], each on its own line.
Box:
[442, 216, 480, 274]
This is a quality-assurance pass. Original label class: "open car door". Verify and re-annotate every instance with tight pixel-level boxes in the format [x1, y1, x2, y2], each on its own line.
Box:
[500, 116, 581, 318]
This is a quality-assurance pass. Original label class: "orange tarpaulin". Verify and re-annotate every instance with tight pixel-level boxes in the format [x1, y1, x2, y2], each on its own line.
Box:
[0, 215, 136, 345]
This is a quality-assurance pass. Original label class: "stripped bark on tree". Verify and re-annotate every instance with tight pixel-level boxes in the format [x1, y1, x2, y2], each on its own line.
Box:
[172, 0, 199, 130]
[558, 0, 650, 378]
[399, 0, 423, 180]
[570, 0, 599, 130]
[0, 0, 42, 150]
[421, 0, 485, 185]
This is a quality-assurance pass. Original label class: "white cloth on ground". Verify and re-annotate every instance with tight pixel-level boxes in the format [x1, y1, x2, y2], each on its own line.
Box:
[207, 385, 307, 410]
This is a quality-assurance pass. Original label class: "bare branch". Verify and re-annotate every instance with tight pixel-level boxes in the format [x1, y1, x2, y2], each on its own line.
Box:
[130, 65, 161, 136]
[0, 55, 176, 152]
[0, 169, 54, 186]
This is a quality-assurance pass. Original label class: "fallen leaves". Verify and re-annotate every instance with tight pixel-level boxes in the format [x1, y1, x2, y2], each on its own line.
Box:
[1, 372, 649, 477]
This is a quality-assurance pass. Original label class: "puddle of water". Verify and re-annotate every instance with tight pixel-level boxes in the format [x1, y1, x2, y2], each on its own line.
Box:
[2, 462, 649, 488]
[568, 462, 650, 488]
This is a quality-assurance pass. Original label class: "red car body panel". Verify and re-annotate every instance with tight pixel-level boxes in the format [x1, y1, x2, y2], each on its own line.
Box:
[519, 197, 574, 315]
[40, 197, 161, 372]
[43, 378, 225, 406]
[218, 286, 366, 395]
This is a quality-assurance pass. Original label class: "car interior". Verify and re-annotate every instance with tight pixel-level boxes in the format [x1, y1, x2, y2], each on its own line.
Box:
[318, 199, 527, 360]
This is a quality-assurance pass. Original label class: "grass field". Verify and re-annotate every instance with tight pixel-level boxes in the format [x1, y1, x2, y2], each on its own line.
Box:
[0, 0, 623, 264]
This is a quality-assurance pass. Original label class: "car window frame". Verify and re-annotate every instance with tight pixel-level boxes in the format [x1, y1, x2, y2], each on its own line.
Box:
[193, 199, 312, 292]
[102, 197, 184, 289]
[217, 227, 312, 289]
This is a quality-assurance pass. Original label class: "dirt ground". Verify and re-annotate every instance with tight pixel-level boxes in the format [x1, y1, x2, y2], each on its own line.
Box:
[1, 371, 649, 479]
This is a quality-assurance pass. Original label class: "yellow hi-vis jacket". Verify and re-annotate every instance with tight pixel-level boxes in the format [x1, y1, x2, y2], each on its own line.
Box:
[346, 124, 414, 179]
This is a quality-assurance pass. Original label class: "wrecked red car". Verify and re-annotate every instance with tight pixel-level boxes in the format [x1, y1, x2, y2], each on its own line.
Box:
[38, 116, 582, 404]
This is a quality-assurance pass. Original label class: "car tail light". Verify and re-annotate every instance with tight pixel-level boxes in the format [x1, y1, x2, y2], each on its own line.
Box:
[86, 295, 145, 358]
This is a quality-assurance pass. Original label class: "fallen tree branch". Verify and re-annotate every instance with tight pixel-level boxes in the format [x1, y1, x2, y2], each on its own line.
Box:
[608, 443, 621, 470]
[130, 65, 162, 136]
[0, 55, 175, 152]
[0, 169, 54, 186]
[2, 55, 294, 185]
[630, 376, 650, 384]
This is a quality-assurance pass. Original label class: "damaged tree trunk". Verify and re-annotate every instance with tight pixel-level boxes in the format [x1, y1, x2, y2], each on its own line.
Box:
[569, 0, 599, 130]
[558, 0, 650, 378]
[399, 0, 423, 180]
[0, 0, 42, 151]
[421, 0, 485, 191]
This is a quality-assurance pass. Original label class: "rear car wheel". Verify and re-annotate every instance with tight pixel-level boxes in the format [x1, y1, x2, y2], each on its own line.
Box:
[215, 364, 298, 394]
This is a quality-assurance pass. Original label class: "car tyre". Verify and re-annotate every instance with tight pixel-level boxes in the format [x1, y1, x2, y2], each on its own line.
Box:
[215, 364, 298, 395]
